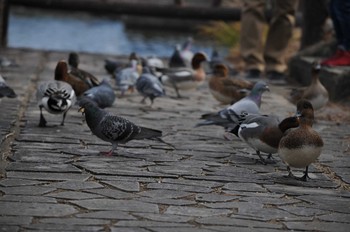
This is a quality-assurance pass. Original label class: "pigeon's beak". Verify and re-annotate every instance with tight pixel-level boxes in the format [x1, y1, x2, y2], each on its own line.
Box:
[78, 107, 85, 113]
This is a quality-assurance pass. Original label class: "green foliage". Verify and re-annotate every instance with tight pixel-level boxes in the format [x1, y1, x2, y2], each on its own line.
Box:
[197, 21, 240, 47]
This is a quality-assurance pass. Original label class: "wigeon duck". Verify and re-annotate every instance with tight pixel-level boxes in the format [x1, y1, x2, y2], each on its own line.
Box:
[82, 79, 116, 108]
[78, 98, 162, 156]
[231, 113, 299, 164]
[36, 80, 76, 127]
[209, 49, 237, 76]
[289, 62, 329, 110]
[208, 64, 253, 104]
[136, 66, 165, 106]
[0, 74, 17, 99]
[115, 59, 140, 97]
[55, 60, 99, 96]
[278, 100, 324, 181]
[195, 81, 269, 132]
[159, 52, 208, 98]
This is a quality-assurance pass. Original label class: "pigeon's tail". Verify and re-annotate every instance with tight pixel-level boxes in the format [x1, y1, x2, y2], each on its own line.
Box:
[0, 86, 17, 98]
[195, 113, 227, 128]
[135, 127, 162, 140]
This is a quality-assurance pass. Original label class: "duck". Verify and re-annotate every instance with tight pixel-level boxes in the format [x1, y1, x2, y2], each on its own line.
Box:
[195, 81, 269, 132]
[231, 112, 299, 164]
[136, 66, 166, 106]
[180, 37, 194, 66]
[278, 100, 324, 181]
[288, 62, 329, 110]
[0, 74, 17, 99]
[115, 59, 140, 97]
[209, 49, 237, 76]
[36, 80, 76, 127]
[54, 60, 99, 96]
[208, 64, 253, 104]
[159, 52, 208, 98]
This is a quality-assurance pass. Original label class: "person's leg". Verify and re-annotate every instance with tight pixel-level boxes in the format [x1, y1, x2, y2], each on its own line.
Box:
[300, 0, 329, 50]
[264, 0, 298, 76]
[239, 0, 266, 78]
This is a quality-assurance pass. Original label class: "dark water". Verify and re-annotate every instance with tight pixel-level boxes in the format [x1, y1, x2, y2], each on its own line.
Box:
[8, 6, 229, 57]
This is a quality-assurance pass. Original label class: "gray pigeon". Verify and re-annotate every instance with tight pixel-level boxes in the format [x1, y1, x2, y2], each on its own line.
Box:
[0, 74, 17, 98]
[136, 66, 165, 105]
[195, 81, 269, 132]
[36, 80, 76, 127]
[82, 79, 116, 108]
[115, 59, 139, 96]
[79, 98, 162, 156]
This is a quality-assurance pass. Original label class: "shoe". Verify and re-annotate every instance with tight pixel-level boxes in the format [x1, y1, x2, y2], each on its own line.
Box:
[321, 49, 345, 66]
[266, 71, 287, 85]
[244, 69, 261, 79]
[321, 50, 350, 66]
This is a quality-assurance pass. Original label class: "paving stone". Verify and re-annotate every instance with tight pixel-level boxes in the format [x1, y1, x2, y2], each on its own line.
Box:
[0, 178, 47, 187]
[239, 196, 301, 206]
[202, 226, 284, 232]
[0, 216, 33, 225]
[160, 178, 223, 188]
[114, 220, 195, 227]
[6, 171, 91, 181]
[6, 162, 82, 173]
[278, 205, 331, 217]
[196, 216, 283, 229]
[0, 225, 19, 232]
[137, 197, 196, 206]
[137, 190, 193, 199]
[39, 218, 110, 225]
[46, 190, 105, 200]
[131, 213, 192, 223]
[150, 228, 214, 232]
[283, 221, 350, 232]
[44, 180, 104, 190]
[223, 182, 267, 193]
[110, 228, 150, 232]
[0, 202, 77, 216]
[101, 180, 140, 192]
[0, 195, 57, 203]
[76, 211, 136, 220]
[85, 188, 137, 199]
[0, 186, 56, 195]
[295, 195, 350, 214]
[147, 183, 212, 193]
[317, 212, 350, 223]
[70, 199, 159, 213]
[23, 224, 104, 231]
[165, 206, 232, 217]
[264, 184, 350, 197]
[195, 193, 239, 203]
[147, 165, 202, 176]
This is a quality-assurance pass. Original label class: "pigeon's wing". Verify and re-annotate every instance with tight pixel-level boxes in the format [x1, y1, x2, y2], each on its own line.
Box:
[99, 115, 141, 143]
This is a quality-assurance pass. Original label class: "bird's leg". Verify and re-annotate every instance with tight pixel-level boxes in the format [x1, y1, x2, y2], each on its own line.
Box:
[255, 150, 267, 165]
[296, 166, 309, 182]
[38, 106, 47, 127]
[140, 96, 147, 104]
[286, 166, 295, 178]
[60, 111, 67, 126]
[265, 153, 277, 164]
[100, 144, 117, 156]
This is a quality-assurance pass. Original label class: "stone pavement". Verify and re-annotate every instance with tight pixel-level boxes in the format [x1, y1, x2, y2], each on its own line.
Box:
[0, 48, 350, 232]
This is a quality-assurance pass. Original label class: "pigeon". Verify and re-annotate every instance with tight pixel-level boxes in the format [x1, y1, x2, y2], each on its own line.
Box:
[55, 60, 99, 96]
[136, 66, 165, 105]
[195, 81, 270, 132]
[82, 79, 116, 108]
[78, 98, 163, 156]
[169, 44, 187, 68]
[36, 80, 76, 127]
[159, 52, 208, 98]
[180, 37, 194, 66]
[0, 74, 17, 98]
[104, 59, 122, 75]
[208, 64, 253, 104]
[115, 59, 140, 97]
[231, 112, 299, 164]
[278, 100, 324, 181]
[288, 62, 329, 110]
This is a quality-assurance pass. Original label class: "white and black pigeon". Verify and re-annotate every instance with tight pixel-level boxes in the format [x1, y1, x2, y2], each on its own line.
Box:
[195, 81, 270, 132]
[79, 98, 163, 156]
[36, 80, 76, 127]
[82, 79, 116, 108]
[136, 66, 165, 105]
[0, 74, 17, 99]
[230, 112, 299, 164]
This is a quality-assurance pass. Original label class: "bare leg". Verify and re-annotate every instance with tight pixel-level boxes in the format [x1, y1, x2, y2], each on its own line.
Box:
[61, 111, 67, 126]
